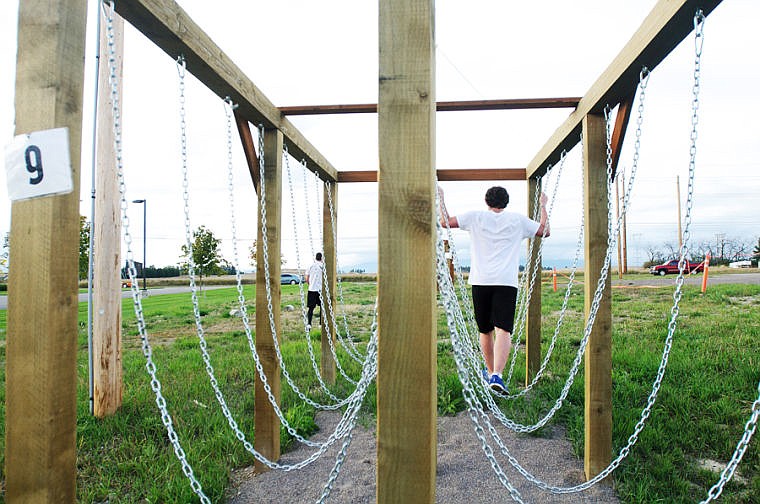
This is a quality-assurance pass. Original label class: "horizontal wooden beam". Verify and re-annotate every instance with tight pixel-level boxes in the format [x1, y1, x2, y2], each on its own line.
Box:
[526, 0, 723, 179]
[114, 0, 339, 181]
[338, 168, 526, 183]
[280, 97, 580, 115]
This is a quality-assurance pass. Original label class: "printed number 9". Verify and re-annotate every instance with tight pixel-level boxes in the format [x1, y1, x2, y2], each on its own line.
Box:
[24, 145, 44, 185]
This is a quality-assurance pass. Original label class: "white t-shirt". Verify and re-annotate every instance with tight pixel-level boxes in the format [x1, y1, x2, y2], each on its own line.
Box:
[457, 209, 539, 287]
[307, 261, 324, 292]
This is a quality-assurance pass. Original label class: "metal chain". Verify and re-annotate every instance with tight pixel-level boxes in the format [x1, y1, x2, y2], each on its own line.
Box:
[506, 151, 567, 388]
[323, 176, 367, 360]
[313, 176, 362, 383]
[700, 381, 760, 503]
[105, 7, 210, 495]
[283, 150, 359, 397]
[258, 135, 379, 420]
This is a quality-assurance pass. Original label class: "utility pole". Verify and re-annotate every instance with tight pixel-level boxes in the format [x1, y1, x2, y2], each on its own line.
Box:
[615, 172, 623, 279]
[676, 175, 683, 251]
[620, 170, 628, 273]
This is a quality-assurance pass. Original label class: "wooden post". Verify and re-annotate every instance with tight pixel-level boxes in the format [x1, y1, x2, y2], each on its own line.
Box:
[254, 128, 283, 472]
[582, 113, 612, 481]
[321, 181, 337, 384]
[525, 177, 542, 384]
[93, 10, 124, 418]
[377, 0, 437, 502]
[6, 0, 87, 501]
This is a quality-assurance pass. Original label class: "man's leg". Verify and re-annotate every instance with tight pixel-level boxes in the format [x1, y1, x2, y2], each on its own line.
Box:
[307, 291, 315, 326]
[492, 327, 512, 376]
[479, 330, 495, 374]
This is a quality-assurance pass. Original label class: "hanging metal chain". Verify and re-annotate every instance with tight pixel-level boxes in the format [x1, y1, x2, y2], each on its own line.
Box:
[701, 381, 760, 503]
[106, 5, 211, 495]
[324, 177, 367, 360]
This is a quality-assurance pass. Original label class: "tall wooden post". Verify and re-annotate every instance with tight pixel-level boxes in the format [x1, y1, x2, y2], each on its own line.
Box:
[525, 177, 542, 383]
[582, 113, 612, 480]
[93, 10, 124, 418]
[377, 0, 437, 502]
[254, 128, 283, 472]
[6, 0, 87, 501]
[321, 181, 337, 384]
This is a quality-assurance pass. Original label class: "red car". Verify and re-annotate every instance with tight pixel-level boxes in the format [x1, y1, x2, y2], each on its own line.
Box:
[649, 259, 704, 276]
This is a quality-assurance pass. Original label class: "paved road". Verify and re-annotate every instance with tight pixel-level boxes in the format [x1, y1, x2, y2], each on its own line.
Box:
[611, 271, 760, 287]
[1, 272, 758, 310]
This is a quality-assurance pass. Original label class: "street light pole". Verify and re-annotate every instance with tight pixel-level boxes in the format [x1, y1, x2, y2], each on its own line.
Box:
[132, 199, 147, 290]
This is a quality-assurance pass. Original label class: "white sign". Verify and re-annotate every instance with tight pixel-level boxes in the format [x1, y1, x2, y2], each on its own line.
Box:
[4, 127, 74, 201]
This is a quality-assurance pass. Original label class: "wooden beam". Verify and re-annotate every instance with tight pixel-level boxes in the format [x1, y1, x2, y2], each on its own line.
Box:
[321, 182, 337, 384]
[525, 178, 542, 384]
[234, 111, 260, 192]
[583, 114, 612, 481]
[527, 0, 723, 179]
[114, 0, 338, 182]
[93, 10, 124, 419]
[338, 168, 526, 183]
[6, 0, 87, 500]
[279, 97, 580, 115]
[610, 93, 635, 179]
[377, 0, 437, 502]
[254, 128, 283, 473]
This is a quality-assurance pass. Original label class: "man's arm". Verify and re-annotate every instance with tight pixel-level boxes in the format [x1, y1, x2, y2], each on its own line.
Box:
[535, 192, 550, 237]
[437, 185, 460, 228]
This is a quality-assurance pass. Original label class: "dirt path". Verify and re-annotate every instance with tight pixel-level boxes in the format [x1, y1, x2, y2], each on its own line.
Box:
[226, 410, 619, 504]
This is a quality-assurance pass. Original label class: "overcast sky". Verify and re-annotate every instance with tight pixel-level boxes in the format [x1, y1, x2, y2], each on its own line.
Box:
[2, 0, 758, 273]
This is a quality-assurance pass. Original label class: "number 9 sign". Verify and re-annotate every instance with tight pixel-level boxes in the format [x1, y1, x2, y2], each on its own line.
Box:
[4, 127, 73, 201]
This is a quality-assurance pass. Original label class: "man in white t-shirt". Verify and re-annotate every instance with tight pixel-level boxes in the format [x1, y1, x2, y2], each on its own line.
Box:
[305, 252, 324, 329]
[439, 186, 549, 394]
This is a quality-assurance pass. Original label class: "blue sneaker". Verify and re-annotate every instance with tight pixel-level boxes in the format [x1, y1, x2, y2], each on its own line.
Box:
[481, 368, 490, 382]
[489, 374, 507, 394]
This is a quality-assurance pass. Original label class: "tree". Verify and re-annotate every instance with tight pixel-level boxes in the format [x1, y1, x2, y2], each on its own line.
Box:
[80, 216, 91, 280]
[180, 226, 224, 288]
[754, 237, 760, 257]
[248, 239, 287, 270]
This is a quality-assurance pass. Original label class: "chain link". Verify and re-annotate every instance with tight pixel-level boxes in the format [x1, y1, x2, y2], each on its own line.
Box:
[105, 3, 210, 495]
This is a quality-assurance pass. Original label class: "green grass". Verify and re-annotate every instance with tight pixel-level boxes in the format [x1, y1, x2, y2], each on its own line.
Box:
[0, 281, 758, 502]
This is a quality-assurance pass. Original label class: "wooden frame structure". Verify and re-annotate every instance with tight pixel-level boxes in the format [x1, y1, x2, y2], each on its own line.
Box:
[6, 0, 724, 501]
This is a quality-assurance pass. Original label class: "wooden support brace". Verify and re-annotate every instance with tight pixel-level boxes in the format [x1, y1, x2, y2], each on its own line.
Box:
[254, 128, 283, 472]
[6, 0, 87, 501]
[582, 113, 613, 481]
[321, 182, 338, 384]
[525, 178, 543, 384]
[377, 0, 437, 502]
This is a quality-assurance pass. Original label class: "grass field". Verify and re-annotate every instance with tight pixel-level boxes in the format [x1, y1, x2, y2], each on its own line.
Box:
[0, 278, 757, 503]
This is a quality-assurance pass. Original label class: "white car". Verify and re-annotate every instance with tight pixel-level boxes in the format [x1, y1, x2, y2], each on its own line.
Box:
[728, 260, 752, 269]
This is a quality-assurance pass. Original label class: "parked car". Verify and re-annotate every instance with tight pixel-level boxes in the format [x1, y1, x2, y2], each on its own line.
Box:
[649, 259, 704, 276]
[121, 280, 132, 288]
[280, 273, 303, 285]
[728, 260, 752, 269]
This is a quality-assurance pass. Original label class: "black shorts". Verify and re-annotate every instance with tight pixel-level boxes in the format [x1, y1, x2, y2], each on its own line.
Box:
[307, 290, 321, 309]
[471, 285, 518, 334]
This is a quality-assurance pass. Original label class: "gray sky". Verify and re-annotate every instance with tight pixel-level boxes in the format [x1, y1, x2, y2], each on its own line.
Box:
[2, 0, 758, 272]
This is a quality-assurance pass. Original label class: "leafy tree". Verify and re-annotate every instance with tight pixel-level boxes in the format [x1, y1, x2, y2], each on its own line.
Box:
[80, 216, 91, 280]
[248, 239, 287, 270]
[180, 226, 224, 288]
[753, 237, 760, 257]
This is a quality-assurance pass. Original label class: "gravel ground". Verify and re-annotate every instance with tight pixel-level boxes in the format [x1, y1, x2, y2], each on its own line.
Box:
[226, 410, 619, 504]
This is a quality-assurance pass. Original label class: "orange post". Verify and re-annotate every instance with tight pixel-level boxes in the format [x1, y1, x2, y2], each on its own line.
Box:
[552, 267, 558, 292]
[701, 253, 711, 294]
